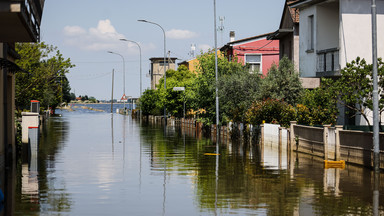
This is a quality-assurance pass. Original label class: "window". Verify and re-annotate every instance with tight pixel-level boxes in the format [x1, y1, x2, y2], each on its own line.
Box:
[245, 54, 262, 73]
[308, 15, 314, 51]
[159, 61, 169, 66]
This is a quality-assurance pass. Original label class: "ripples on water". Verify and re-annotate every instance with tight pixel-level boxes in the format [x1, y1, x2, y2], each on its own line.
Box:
[12, 104, 384, 215]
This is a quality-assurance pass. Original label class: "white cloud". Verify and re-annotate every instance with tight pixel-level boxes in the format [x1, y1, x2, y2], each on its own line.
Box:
[63, 25, 86, 36]
[63, 19, 153, 54]
[166, 29, 198, 40]
[198, 44, 212, 53]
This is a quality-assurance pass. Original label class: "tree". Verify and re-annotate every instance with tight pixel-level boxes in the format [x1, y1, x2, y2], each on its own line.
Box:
[156, 65, 197, 118]
[299, 80, 338, 125]
[192, 49, 245, 125]
[15, 42, 74, 111]
[140, 89, 162, 116]
[331, 57, 384, 126]
[219, 69, 261, 123]
[258, 57, 303, 105]
[69, 93, 76, 101]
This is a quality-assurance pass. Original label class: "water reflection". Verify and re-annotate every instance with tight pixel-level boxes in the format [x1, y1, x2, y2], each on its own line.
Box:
[11, 107, 384, 215]
[16, 115, 72, 215]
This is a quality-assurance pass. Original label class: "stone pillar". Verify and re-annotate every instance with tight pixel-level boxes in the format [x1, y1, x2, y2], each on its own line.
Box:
[323, 124, 331, 160]
[335, 125, 343, 161]
[260, 124, 264, 144]
[278, 127, 283, 169]
[289, 121, 297, 152]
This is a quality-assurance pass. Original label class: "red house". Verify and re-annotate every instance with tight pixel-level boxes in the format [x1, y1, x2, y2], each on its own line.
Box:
[220, 31, 280, 76]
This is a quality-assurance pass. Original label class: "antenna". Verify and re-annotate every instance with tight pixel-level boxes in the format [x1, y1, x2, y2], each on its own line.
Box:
[189, 44, 196, 58]
[218, 16, 225, 46]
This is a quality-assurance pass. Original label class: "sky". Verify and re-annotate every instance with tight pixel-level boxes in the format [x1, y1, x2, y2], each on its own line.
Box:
[40, 0, 286, 100]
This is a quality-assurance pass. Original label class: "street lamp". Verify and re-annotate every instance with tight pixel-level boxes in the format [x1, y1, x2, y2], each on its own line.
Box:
[138, 19, 167, 124]
[213, 0, 220, 145]
[120, 39, 142, 121]
[108, 51, 126, 110]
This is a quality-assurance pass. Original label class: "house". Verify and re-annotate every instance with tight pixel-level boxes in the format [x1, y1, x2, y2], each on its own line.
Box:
[178, 58, 199, 74]
[291, 0, 384, 125]
[149, 57, 177, 90]
[290, 0, 384, 78]
[269, 0, 320, 89]
[0, 0, 44, 213]
[268, 0, 300, 71]
[220, 31, 279, 76]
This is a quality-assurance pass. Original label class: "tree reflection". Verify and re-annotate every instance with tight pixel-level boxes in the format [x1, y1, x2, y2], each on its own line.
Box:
[15, 115, 72, 215]
[140, 123, 384, 215]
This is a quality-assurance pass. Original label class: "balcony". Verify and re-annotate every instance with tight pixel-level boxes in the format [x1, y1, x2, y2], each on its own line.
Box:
[316, 48, 340, 77]
[0, 0, 45, 42]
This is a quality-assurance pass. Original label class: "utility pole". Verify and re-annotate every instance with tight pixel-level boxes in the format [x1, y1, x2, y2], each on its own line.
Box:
[111, 69, 114, 113]
[371, 0, 379, 172]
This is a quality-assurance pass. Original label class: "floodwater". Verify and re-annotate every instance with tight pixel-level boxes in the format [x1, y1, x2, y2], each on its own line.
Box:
[13, 104, 384, 215]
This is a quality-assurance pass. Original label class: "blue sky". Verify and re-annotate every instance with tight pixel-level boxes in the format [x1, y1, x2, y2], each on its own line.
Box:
[40, 0, 285, 100]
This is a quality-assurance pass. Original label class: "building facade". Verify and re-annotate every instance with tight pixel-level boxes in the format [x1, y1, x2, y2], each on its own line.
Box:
[291, 0, 384, 125]
[0, 0, 44, 214]
[220, 32, 280, 76]
[149, 57, 177, 90]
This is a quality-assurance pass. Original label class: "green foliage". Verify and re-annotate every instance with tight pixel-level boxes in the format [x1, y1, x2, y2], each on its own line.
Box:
[219, 69, 261, 123]
[299, 79, 338, 125]
[140, 89, 162, 115]
[156, 65, 197, 118]
[245, 99, 296, 127]
[193, 49, 246, 125]
[330, 57, 384, 125]
[15, 42, 74, 111]
[258, 56, 303, 105]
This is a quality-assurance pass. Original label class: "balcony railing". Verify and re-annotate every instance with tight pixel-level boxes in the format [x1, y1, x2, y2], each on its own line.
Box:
[0, 0, 44, 42]
[316, 48, 340, 77]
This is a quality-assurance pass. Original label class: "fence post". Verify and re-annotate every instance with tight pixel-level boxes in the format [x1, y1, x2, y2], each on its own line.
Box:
[290, 121, 297, 152]
[323, 124, 331, 160]
[278, 127, 283, 169]
[335, 125, 343, 161]
[260, 123, 264, 144]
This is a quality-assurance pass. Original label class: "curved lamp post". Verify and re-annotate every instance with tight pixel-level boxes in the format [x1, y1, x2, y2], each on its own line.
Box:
[138, 19, 167, 124]
[108, 51, 126, 110]
[120, 39, 142, 121]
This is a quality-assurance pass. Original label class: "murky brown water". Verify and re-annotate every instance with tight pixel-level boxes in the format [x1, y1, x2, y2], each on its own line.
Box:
[12, 104, 384, 215]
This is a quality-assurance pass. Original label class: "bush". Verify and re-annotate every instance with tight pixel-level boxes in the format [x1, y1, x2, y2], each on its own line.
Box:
[245, 99, 295, 127]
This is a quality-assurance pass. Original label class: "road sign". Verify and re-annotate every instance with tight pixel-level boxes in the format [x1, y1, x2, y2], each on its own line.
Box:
[121, 94, 128, 102]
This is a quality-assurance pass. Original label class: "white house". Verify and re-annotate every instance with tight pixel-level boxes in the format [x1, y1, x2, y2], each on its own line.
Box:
[291, 0, 384, 125]
[291, 0, 384, 77]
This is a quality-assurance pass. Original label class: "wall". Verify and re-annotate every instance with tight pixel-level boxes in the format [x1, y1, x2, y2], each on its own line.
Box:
[317, 3, 339, 51]
[298, 6, 317, 77]
[232, 38, 279, 76]
[339, 0, 384, 67]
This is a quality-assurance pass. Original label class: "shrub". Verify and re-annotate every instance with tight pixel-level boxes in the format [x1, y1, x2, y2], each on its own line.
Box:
[245, 99, 295, 127]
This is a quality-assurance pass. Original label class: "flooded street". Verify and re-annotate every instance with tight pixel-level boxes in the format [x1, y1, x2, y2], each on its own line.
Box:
[13, 104, 384, 215]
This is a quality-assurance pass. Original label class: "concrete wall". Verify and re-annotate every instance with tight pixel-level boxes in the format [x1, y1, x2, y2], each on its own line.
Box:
[317, 4, 339, 52]
[299, 6, 317, 77]
[290, 123, 384, 168]
[339, 0, 384, 67]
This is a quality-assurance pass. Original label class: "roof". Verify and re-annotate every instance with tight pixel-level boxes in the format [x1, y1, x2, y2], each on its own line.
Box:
[287, 0, 300, 23]
[268, 0, 300, 40]
[149, 57, 178, 61]
[225, 32, 275, 46]
[289, 0, 327, 9]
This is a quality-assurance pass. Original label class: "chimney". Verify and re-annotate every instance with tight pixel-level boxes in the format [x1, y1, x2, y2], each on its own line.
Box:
[230, 31, 235, 42]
